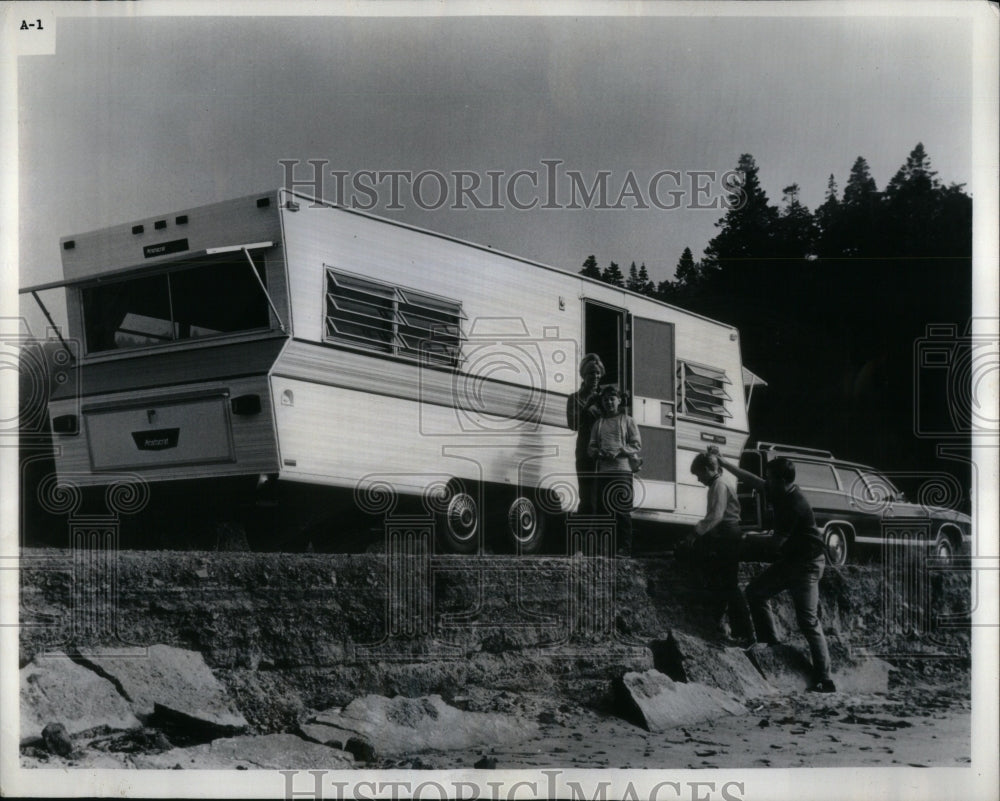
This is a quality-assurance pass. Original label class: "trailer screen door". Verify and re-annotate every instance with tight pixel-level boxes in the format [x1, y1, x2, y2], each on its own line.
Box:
[631, 316, 676, 483]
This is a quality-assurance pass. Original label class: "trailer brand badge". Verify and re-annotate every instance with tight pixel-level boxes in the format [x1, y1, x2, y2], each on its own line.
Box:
[142, 238, 189, 259]
[131, 427, 180, 450]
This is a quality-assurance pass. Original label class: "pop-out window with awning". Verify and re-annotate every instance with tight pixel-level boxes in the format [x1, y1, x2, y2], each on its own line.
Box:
[676, 360, 733, 424]
[80, 247, 274, 354]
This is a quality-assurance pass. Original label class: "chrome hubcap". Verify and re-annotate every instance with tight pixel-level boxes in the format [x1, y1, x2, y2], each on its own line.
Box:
[508, 497, 539, 544]
[445, 493, 478, 542]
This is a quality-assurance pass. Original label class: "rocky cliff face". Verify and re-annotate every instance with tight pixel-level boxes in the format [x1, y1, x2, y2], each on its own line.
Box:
[19, 548, 971, 764]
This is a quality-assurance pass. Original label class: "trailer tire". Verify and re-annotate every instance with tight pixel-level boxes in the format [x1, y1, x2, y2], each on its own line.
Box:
[436, 487, 480, 554]
[507, 495, 546, 555]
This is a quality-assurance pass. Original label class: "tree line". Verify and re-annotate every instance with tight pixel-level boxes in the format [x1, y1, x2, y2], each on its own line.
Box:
[581, 144, 973, 503]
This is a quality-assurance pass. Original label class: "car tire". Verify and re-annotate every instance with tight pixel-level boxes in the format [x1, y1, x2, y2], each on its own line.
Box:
[823, 524, 850, 566]
[932, 531, 955, 562]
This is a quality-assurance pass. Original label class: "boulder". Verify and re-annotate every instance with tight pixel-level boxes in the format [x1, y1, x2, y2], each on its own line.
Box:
[20, 653, 141, 744]
[652, 632, 777, 700]
[615, 669, 746, 732]
[41, 722, 73, 756]
[133, 733, 354, 770]
[74, 645, 248, 737]
[301, 694, 536, 757]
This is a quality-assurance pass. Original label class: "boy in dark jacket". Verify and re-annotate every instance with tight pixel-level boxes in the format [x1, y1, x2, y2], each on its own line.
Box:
[711, 447, 835, 693]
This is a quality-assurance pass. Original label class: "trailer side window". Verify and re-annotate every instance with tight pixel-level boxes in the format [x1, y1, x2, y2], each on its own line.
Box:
[324, 267, 464, 367]
[676, 361, 732, 424]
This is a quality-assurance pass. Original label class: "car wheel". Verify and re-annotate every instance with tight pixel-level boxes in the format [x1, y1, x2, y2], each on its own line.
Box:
[507, 495, 546, 555]
[824, 524, 850, 566]
[932, 531, 955, 562]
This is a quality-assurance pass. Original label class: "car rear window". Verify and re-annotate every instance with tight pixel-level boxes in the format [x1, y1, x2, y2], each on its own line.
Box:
[835, 466, 870, 500]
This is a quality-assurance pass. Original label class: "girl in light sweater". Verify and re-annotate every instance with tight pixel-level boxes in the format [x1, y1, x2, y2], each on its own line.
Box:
[588, 384, 641, 557]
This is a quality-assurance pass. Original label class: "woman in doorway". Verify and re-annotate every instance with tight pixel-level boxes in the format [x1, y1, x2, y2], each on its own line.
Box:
[566, 353, 605, 515]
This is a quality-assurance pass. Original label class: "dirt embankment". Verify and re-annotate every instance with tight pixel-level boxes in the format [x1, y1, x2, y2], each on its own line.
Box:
[19, 547, 972, 770]
[21, 548, 970, 725]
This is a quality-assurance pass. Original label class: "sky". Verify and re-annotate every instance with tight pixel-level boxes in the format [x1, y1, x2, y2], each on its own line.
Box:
[8, 4, 985, 335]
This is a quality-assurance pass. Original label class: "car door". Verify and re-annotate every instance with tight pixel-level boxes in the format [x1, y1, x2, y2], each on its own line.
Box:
[832, 464, 883, 542]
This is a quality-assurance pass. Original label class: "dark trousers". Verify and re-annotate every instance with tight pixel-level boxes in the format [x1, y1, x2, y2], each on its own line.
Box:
[745, 557, 832, 682]
[595, 470, 633, 553]
[575, 456, 598, 516]
[694, 523, 753, 640]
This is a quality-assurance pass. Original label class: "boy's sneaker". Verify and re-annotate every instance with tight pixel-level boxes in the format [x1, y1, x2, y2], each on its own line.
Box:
[808, 678, 837, 694]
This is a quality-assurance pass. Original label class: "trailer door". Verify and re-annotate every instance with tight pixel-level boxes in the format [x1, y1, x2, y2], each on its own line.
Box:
[630, 316, 676, 485]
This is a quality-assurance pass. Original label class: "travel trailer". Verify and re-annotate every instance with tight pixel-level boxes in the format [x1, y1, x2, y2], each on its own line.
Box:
[22, 189, 754, 552]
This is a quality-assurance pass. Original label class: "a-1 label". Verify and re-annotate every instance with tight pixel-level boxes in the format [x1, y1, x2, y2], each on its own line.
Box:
[13, 12, 55, 55]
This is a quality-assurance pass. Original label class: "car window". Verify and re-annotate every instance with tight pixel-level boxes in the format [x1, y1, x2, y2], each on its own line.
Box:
[836, 466, 872, 500]
[791, 461, 838, 490]
[860, 470, 900, 502]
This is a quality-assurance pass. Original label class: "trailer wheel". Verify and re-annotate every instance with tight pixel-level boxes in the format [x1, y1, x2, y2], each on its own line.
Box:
[437, 489, 480, 554]
[507, 496, 546, 555]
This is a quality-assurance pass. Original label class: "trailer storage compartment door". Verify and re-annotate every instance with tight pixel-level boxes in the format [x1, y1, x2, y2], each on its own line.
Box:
[84, 391, 235, 471]
[631, 316, 676, 495]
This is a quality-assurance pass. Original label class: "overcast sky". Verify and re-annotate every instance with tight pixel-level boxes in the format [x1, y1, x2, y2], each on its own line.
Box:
[8, 4, 989, 332]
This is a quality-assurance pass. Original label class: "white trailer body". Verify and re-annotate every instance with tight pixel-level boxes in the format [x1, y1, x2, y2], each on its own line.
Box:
[25, 189, 751, 548]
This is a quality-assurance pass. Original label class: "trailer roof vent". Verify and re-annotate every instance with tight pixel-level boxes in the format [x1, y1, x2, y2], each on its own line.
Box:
[256, 197, 271, 208]
[154, 219, 167, 230]
[175, 215, 188, 225]
[131, 225, 144, 235]
[63, 240, 75, 251]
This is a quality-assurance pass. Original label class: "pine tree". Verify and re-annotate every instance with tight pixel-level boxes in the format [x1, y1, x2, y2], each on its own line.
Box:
[674, 247, 699, 287]
[774, 183, 818, 259]
[626, 261, 641, 292]
[580, 254, 602, 279]
[882, 144, 955, 257]
[814, 174, 842, 257]
[697, 154, 779, 318]
[840, 157, 880, 257]
[843, 157, 878, 206]
[637, 263, 655, 296]
[601, 260, 625, 287]
[701, 154, 779, 270]
[885, 142, 939, 196]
